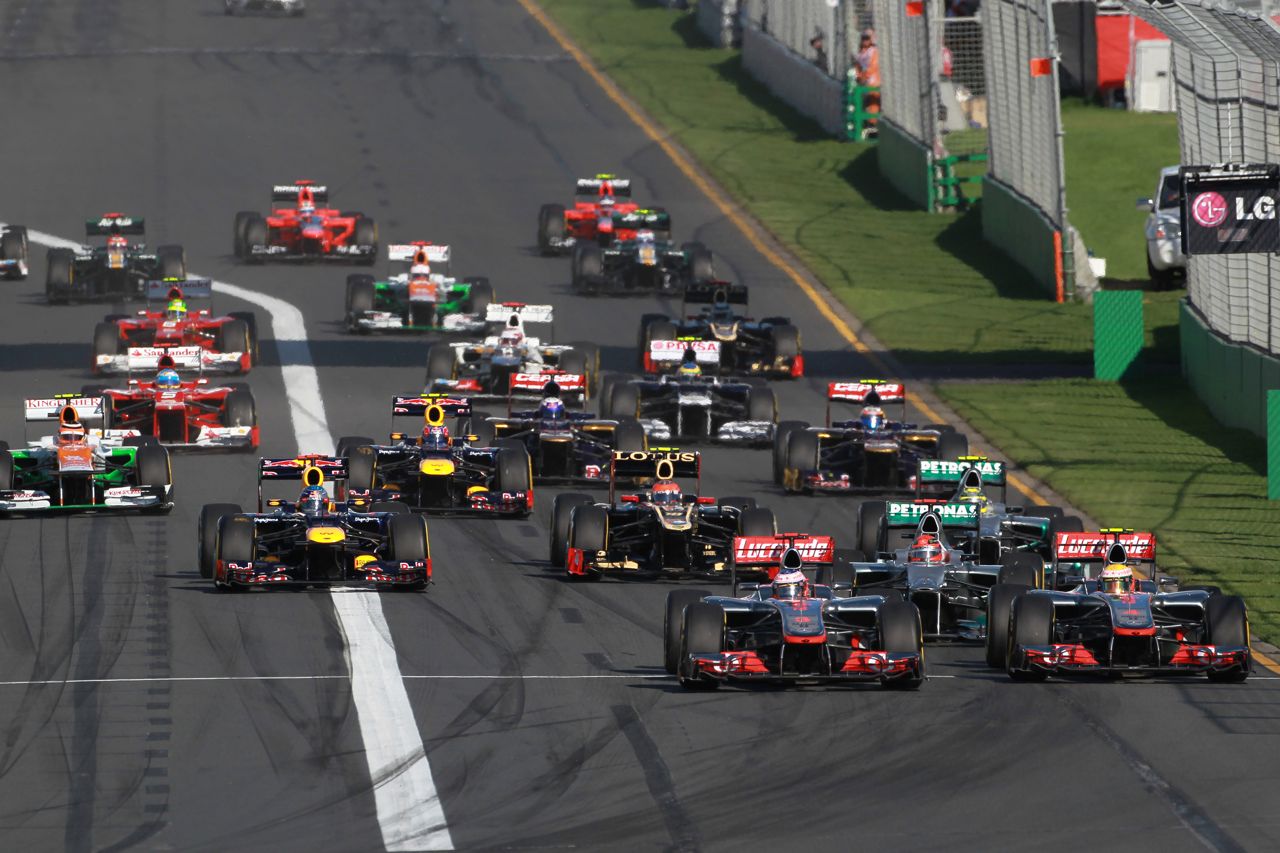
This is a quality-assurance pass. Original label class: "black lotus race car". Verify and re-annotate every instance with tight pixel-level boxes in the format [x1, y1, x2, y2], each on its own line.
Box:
[198, 456, 431, 591]
[604, 373, 777, 446]
[551, 449, 777, 580]
[46, 215, 186, 303]
[571, 210, 712, 295]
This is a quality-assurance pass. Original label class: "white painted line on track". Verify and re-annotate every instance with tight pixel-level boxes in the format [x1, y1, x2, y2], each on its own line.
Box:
[0, 674, 671, 686]
[12, 226, 454, 852]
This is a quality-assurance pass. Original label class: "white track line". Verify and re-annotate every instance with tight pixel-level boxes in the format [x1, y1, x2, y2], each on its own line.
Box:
[0, 674, 669, 687]
[13, 226, 453, 852]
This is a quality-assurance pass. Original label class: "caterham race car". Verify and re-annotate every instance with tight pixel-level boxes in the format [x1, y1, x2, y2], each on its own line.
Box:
[46, 215, 186, 303]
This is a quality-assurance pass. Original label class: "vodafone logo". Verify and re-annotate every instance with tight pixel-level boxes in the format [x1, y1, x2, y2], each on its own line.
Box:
[1191, 191, 1228, 227]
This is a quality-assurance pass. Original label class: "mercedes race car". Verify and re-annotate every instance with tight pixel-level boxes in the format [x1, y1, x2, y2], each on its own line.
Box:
[603, 373, 777, 446]
[234, 181, 377, 264]
[93, 280, 258, 375]
[225, 0, 304, 15]
[344, 242, 494, 333]
[639, 282, 803, 378]
[665, 544, 925, 689]
[551, 449, 777, 580]
[336, 396, 532, 516]
[46, 215, 186, 303]
[0, 397, 173, 515]
[0, 224, 28, 280]
[775, 381, 967, 494]
[199, 458, 431, 591]
[537, 174, 650, 254]
[570, 211, 712, 295]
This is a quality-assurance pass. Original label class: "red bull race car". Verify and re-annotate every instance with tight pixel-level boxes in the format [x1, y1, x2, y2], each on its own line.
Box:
[234, 181, 378, 264]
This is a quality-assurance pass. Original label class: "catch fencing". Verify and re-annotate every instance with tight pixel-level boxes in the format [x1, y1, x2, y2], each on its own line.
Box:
[695, 0, 741, 48]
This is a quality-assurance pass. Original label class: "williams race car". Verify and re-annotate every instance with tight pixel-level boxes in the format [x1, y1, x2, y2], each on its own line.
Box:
[603, 372, 777, 446]
[345, 242, 494, 333]
[537, 174, 649, 254]
[570, 210, 712, 295]
[0, 224, 28, 280]
[46, 215, 186, 303]
[234, 181, 377, 264]
[199, 458, 431, 591]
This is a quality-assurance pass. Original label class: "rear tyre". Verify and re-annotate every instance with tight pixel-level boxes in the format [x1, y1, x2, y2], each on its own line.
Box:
[425, 344, 456, 387]
[998, 552, 1042, 589]
[568, 342, 600, 392]
[1206, 594, 1250, 683]
[816, 560, 855, 589]
[1, 228, 26, 277]
[858, 500, 886, 557]
[678, 602, 724, 689]
[783, 430, 820, 493]
[345, 275, 376, 326]
[572, 244, 603, 293]
[609, 383, 640, 419]
[353, 217, 378, 264]
[558, 350, 588, 387]
[985, 583, 1029, 668]
[879, 600, 925, 689]
[1055, 515, 1085, 534]
[682, 241, 714, 282]
[936, 431, 968, 461]
[199, 503, 242, 579]
[537, 203, 565, 255]
[664, 589, 713, 674]
[567, 504, 609, 580]
[1008, 594, 1054, 681]
[46, 248, 76, 302]
[464, 279, 494, 315]
[346, 444, 378, 494]
[336, 435, 376, 459]
[612, 417, 646, 453]
[370, 501, 411, 515]
[0, 449, 14, 491]
[718, 496, 756, 511]
[769, 324, 801, 363]
[93, 322, 121, 366]
[736, 506, 776, 536]
[156, 245, 187, 280]
[551, 493, 593, 566]
[772, 420, 808, 485]
[746, 387, 776, 423]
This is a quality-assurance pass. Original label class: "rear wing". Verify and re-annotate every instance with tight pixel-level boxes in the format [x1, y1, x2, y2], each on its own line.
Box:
[1054, 531, 1156, 564]
[272, 182, 329, 203]
[508, 371, 585, 396]
[144, 277, 213, 302]
[609, 449, 700, 499]
[24, 396, 106, 425]
[732, 534, 835, 567]
[612, 208, 669, 230]
[826, 380, 906, 425]
[576, 176, 631, 197]
[387, 242, 450, 265]
[683, 280, 748, 308]
[118, 345, 208, 373]
[86, 215, 144, 236]
[915, 456, 1007, 501]
[885, 500, 979, 530]
[391, 395, 472, 419]
[647, 339, 720, 365]
[485, 303, 554, 325]
[259, 455, 348, 481]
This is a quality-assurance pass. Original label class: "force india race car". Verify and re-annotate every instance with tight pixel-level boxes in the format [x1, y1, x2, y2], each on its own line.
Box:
[46, 215, 186, 303]
[639, 282, 803, 379]
[344, 242, 494, 333]
[234, 181, 377, 264]
[199, 458, 430, 591]
[0, 224, 28, 280]
[0, 397, 173, 515]
[665, 543, 925, 689]
[603, 373, 777, 447]
[570, 210, 713, 295]
[336, 396, 532, 517]
[988, 535, 1250, 682]
[551, 449, 777, 579]
[775, 381, 967, 494]
[537, 174, 648, 254]
[93, 280, 258, 375]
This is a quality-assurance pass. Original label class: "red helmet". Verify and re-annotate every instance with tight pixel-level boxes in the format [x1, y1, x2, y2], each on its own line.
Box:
[107, 235, 128, 249]
[652, 480, 682, 506]
[421, 424, 450, 451]
[907, 534, 946, 564]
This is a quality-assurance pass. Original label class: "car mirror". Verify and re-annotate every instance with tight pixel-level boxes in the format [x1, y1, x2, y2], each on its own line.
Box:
[1136, 197, 1154, 211]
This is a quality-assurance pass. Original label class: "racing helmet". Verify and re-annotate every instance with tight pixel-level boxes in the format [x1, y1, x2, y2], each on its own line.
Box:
[499, 327, 524, 348]
[907, 534, 946, 565]
[155, 368, 181, 389]
[57, 421, 86, 445]
[538, 397, 567, 423]
[773, 567, 809, 601]
[677, 360, 702, 377]
[421, 424, 450, 451]
[298, 197, 316, 215]
[107, 234, 128, 250]
[1099, 562, 1134, 595]
[859, 406, 886, 431]
[409, 262, 431, 286]
[955, 486, 989, 512]
[298, 485, 328, 515]
[651, 480, 682, 507]
[166, 299, 187, 322]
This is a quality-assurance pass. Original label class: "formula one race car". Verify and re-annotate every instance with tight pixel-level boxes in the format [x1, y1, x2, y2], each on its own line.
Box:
[199, 458, 431, 591]
[0, 224, 28, 280]
[336, 396, 532, 516]
[46, 215, 186, 303]
[775, 381, 967, 494]
[665, 544, 925, 689]
[0, 397, 173, 515]
[604, 373, 777, 446]
[225, 0, 304, 15]
[234, 181, 377, 264]
[570, 211, 713, 295]
[989, 536, 1250, 682]
[424, 303, 598, 400]
[639, 282, 803, 378]
[92, 280, 258, 375]
[537, 174, 649, 254]
[551, 449, 776, 579]
[345, 242, 494, 333]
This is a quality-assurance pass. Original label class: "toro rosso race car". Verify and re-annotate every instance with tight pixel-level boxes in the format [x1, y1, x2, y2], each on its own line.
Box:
[0, 224, 28, 280]
[0, 397, 173, 515]
[639, 282, 803, 378]
[570, 210, 712, 295]
[336, 396, 532, 517]
[93, 280, 258, 375]
[537, 174, 650, 254]
[775, 381, 967, 494]
[665, 544, 925, 689]
[199, 458, 431, 591]
[345, 242, 493, 333]
[988, 535, 1250, 682]
[46, 215, 186, 303]
[234, 181, 377, 264]
[551, 450, 777, 580]
[604, 372, 777, 446]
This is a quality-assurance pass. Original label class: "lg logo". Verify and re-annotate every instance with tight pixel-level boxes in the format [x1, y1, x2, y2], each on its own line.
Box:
[1235, 195, 1276, 221]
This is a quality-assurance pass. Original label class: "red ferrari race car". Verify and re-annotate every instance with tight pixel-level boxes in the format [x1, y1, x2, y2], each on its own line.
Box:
[234, 180, 377, 264]
[537, 174, 663, 254]
[93, 280, 258, 375]
[82, 357, 259, 451]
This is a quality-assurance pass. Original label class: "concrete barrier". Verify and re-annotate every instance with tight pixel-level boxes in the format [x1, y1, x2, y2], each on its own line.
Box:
[741, 25, 844, 137]
[876, 120, 932, 209]
[981, 177, 1059, 298]
[1181, 298, 1280, 438]
[696, 0, 740, 47]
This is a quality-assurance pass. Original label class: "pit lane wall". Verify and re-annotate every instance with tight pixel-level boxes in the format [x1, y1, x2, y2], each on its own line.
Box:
[697, 0, 741, 48]
[876, 120, 932, 209]
[1181, 299, 1278, 438]
[741, 26, 845, 137]
[981, 177, 1059, 298]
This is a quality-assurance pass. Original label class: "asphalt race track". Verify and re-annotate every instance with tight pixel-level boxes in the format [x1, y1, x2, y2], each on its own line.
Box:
[0, 2, 1275, 851]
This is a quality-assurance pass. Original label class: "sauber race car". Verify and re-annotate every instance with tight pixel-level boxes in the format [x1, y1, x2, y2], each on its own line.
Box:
[199, 458, 431, 591]
[0, 224, 28, 280]
[225, 0, 304, 15]
[234, 181, 377, 264]
[0, 397, 173, 515]
[537, 174, 648, 254]
[336, 396, 532, 517]
[775, 381, 967, 494]
[639, 282, 803, 378]
[46, 215, 186, 303]
[551, 450, 776, 580]
[989, 536, 1250, 682]
[604, 372, 777, 446]
[570, 210, 712, 295]
[345, 242, 494, 333]
[665, 544, 925, 689]
[93, 280, 258, 375]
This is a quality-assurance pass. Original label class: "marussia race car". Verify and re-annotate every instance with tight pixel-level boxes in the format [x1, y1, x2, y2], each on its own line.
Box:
[225, 0, 304, 15]
[335, 396, 533, 517]
[424, 303, 599, 401]
[570, 210, 713, 295]
[0, 397, 173, 515]
[46, 215, 186, 303]
[775, 380, 967, 494]
[550, 449, 777, 580]
[664, 542, 925, 689]
[638, 282, 803, 378]
[603, 372, 777, 447]
[198, 458, 431, 591]
[0, 224, 28, 280]
[988, 535, 1250, 682]
[234, 181, 377, 264]
[537, 174, 648, 254]
[345, 242, 494, 333]
[93, 280, 258, 375]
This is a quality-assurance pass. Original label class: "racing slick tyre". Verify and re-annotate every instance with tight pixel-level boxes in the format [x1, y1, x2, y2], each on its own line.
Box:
[80, 386, 111, 428]
[233, 211, 258, 257]
[336, 435, 375, 460]
[571, 244, 603, 293]
[858, 500, 887, 559]
[222, 388, 256, 429]
[46, 248, 76, 303]
[664, 589, 713, 674]
[772, 421, 808, 485]
[879, 600, 925, 690]
[568, 342, 600, 393]
[783, 430, 820, 493]
[242, 215, 268, 263]
[464, 278, 494, 315]
[471, 418, 497, 448]
[637, 314, 668, 361]
[1183, 585, 1222, 596]
[551, 493, 593, 566]
[1026, 504, 1065, 522]
[425, 344, 456, 386]
[681, 242, 714, 283]
[678, 602, 724, 689]
[216, 320, 252, 371]
[936, 431, 968, 461]
[495, 444, 533, 504]
[216, 514, 257, 589]
[1054, 515, 1085, 535]
[645, 320, 677, 346]
[1206, 594, 1250, 683]
[199, 503, 242, 579]
[567, 504, 609, 581]
[609, 383, 640, 419]
[346, 445, 378, 495]
[999, 552, 1042, 589]
[156, 245, 187, 280]
[737, 507, 776, 537]
[718, 496, 757, 511]
[0, 449, 12, 491]
[537, 203, 565, 255]
[1008, 594, 1054, 681]
[226, 312, 260, 366]
[371, 501, 411, 515]
[388, 514, 430, 563]
[984, 583, 1029, 668]
[612, 417, 646, 453]
[1, 227, 26, 277]
[558, 350, 588, 389]
[598, 373, 622, 414]
[768, 324, 801, 372]
[353, 217, 378, 265]
[135, 443, 172, 489]
[816, 560, 855, 589]
[746, 387, 777, 424]
[93, 322, 121, 366]
[923, 423, 956, 433]
[345, 275, 376, 327]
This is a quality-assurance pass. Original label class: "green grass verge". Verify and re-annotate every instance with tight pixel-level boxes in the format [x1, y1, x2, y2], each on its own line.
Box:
[938, 377, 1280, 642]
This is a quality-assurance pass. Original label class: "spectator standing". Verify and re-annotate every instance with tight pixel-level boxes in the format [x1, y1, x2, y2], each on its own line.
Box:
[853, 28, 880, 115]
